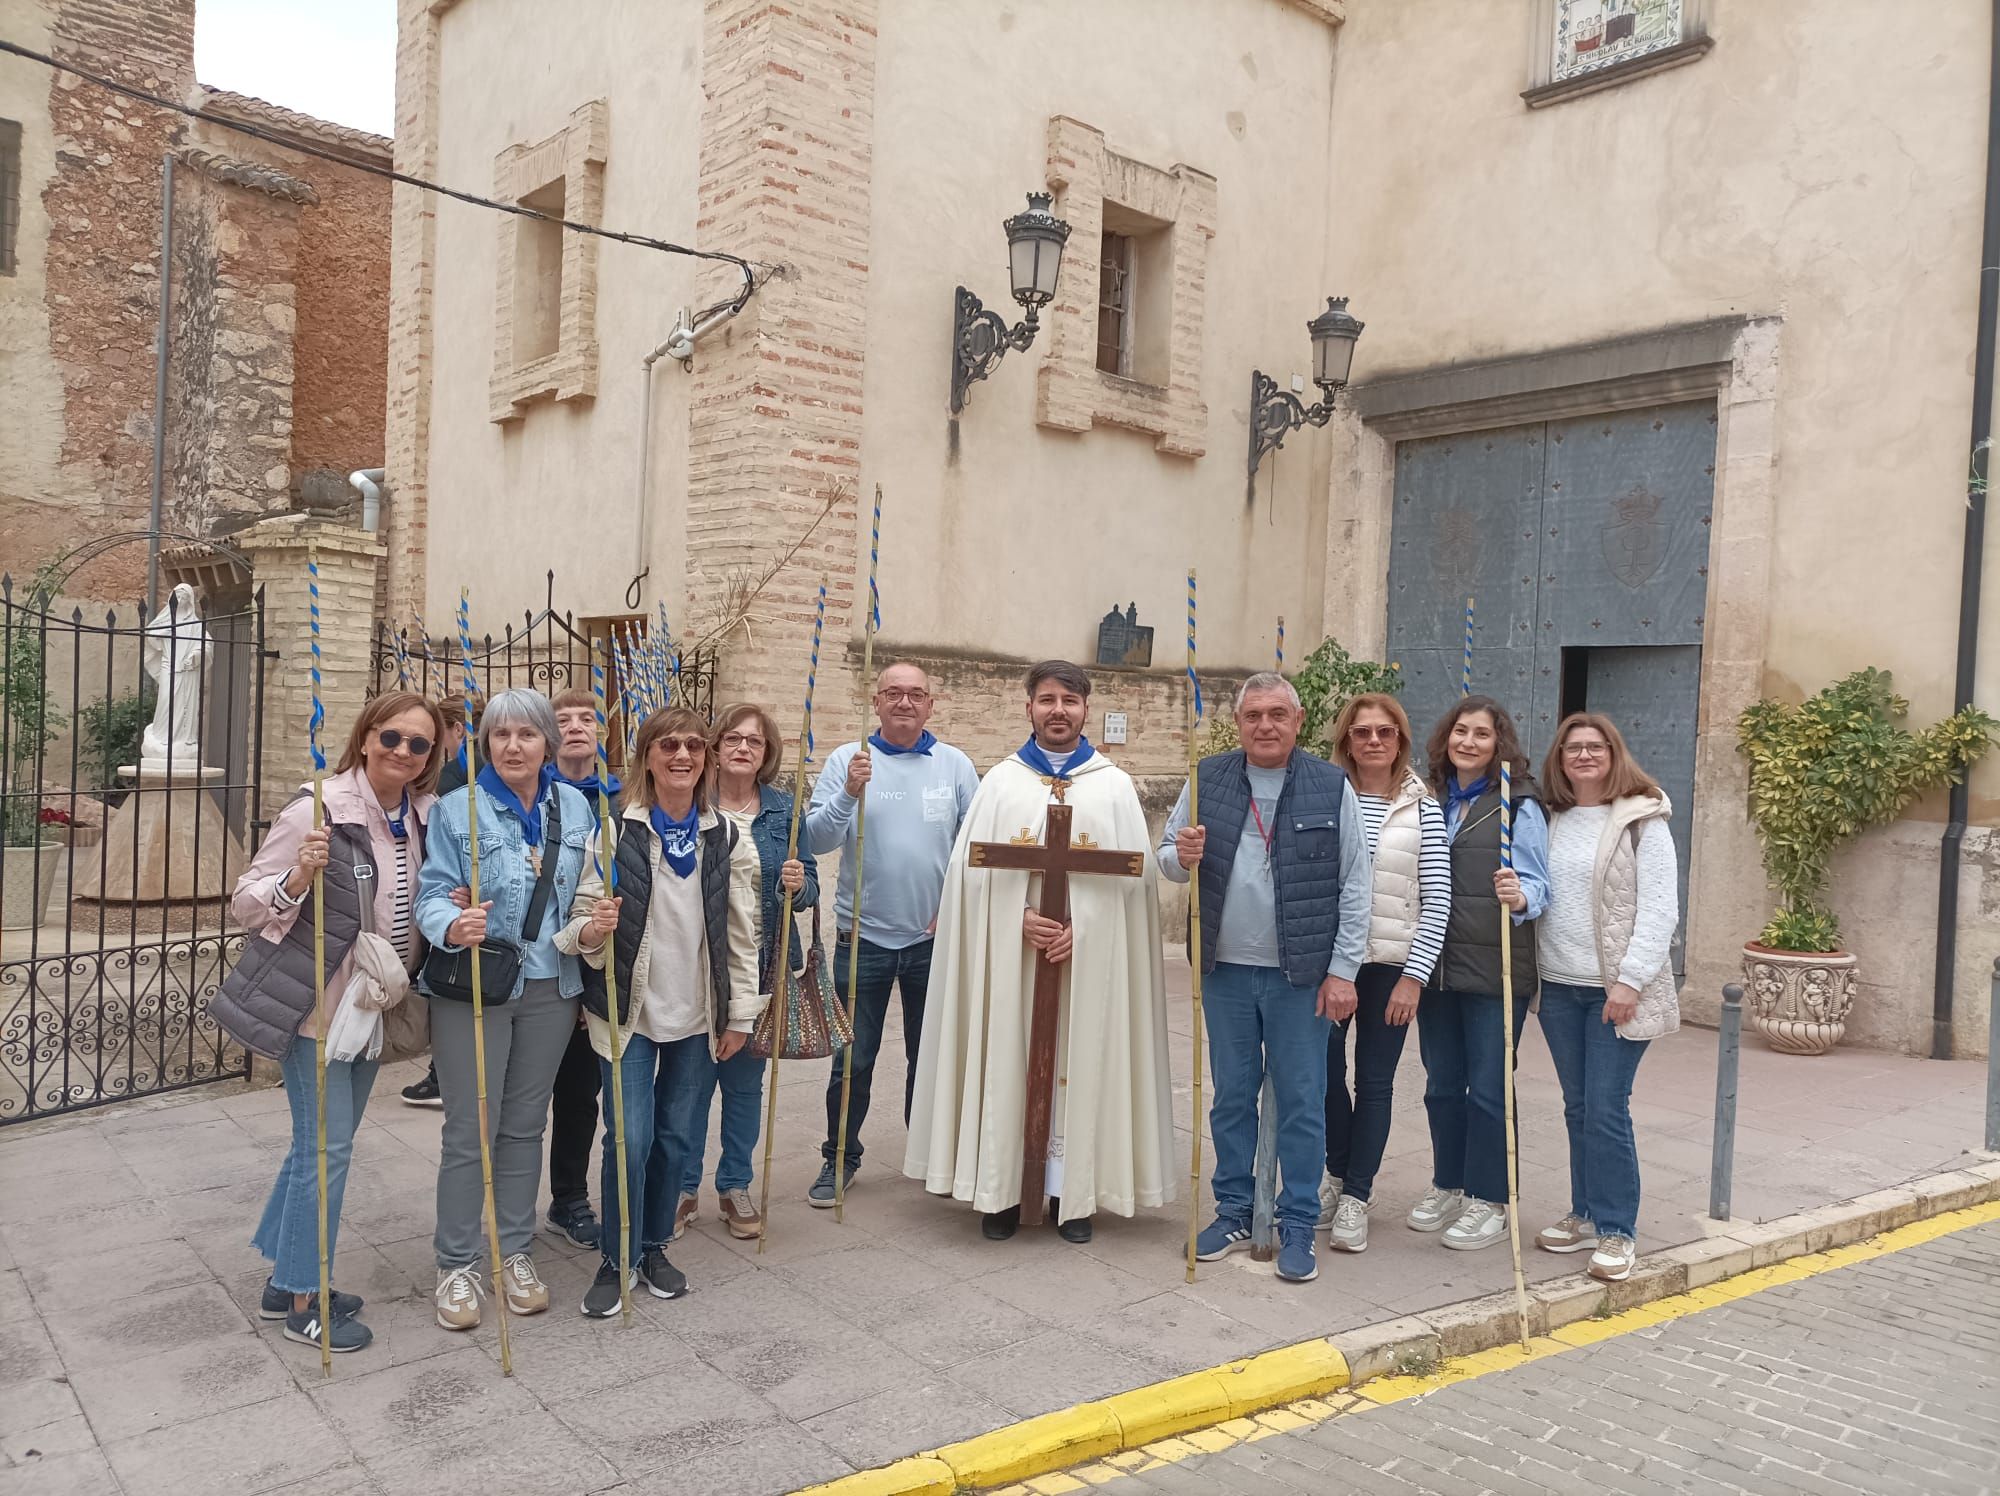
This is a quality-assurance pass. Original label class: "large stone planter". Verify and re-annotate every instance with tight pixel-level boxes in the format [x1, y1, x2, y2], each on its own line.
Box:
[1743, 943, 1859, 1054]
[2, 843, 63, 930]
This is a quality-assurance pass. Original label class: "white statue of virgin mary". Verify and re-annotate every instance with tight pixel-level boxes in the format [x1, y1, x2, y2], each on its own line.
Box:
[139, 583, 212, 769]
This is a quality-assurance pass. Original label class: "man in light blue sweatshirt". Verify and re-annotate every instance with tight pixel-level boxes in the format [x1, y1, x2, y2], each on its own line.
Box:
[804, 662, 979, 1205]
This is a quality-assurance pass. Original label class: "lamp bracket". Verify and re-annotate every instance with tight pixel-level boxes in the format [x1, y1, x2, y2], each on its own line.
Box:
[951, 285, 1043, 415]
[1248, 367, 1337, 498]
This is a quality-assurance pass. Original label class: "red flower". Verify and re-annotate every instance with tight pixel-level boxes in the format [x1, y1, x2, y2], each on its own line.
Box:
[38, 807, 72, 826]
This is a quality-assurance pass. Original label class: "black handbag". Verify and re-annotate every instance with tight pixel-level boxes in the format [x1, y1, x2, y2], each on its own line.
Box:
[422, 790, 562, 1004]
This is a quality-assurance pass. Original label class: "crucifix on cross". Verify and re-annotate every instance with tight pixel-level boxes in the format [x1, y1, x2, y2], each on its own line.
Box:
[967, 796, 1145, 1226]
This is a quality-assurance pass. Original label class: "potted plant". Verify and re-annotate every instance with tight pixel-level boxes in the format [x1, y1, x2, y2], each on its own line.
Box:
[1736, 668, 1996, 1053]
[1, 570, 68, 930]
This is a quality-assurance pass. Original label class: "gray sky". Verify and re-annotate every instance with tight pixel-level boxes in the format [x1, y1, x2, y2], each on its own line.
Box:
[194, 0, 397, 138]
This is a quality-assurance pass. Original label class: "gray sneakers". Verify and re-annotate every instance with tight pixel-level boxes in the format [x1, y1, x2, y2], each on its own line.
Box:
[1406, 1185, 1466, 1232]
[1441, 1198, 1509, 1251]
[1316, 1172, 1344, 1228]
[1327, 1194, 1370, 1253]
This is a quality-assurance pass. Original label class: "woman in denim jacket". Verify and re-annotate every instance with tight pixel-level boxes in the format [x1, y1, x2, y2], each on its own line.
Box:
[674, 701, 819, 1241]
[415, 688, 592, 1332]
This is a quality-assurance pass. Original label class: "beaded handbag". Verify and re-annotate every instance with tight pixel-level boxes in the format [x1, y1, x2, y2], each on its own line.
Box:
[749, 905, 854, 1060]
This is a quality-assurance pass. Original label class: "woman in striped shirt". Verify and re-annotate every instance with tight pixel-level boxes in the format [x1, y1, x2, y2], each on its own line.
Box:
[1319, 693, 1450, 1253]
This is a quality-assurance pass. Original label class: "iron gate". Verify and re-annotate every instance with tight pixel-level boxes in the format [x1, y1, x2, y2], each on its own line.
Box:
[0, 577, 265, 1123]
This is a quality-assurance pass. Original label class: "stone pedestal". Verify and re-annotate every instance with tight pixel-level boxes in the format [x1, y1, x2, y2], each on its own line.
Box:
[72, 764, 245, 903]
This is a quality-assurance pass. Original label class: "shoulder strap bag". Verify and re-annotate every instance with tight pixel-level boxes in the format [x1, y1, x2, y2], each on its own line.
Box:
[422, 789, 563, 1005]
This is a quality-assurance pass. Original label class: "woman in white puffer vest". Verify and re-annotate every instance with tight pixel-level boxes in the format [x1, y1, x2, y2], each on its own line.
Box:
[1319, 693, 1451, 1254]
[1532, 712, 1680, 1286]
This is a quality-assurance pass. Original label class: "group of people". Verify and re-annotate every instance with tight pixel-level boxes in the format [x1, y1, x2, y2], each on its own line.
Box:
[214, 650, 1678, 1354]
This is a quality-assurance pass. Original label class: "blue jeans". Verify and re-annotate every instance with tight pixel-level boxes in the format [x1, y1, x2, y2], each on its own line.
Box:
[252, 1040, 379, 1295]
[1324, 963, 1412, 1203]
[681, 1045, 767, 1196]
[598, 1032, 710, 1269]
[1537, 981, 1649, 1238]
[822, 935, 931, 1167]
[1203, 961, 1333, 1232]
[1417, 988, 1530, 1205]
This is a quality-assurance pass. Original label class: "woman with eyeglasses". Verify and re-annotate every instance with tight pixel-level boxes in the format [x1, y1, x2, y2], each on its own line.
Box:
[556, 707, 763, 1319]
[669, 703, 817, 1242]
[416, 688, 594, 1331]
[1318, 693, 1450, 1254]
[1409, 695, 1549, 1254]
[215, 691, 444, 1353]
[1532, 713, 1679, 1284]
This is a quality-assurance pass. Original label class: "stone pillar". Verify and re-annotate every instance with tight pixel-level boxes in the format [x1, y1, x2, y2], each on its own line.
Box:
[238, 518, 386, 783]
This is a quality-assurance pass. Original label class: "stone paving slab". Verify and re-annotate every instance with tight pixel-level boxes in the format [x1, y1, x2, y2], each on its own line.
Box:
[0, 956, 1992, 1495]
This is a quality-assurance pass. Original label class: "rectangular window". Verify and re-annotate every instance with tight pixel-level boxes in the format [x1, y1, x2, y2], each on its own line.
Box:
[1096, 230, 1131, 376]
[513, 178, 566, 366]
[0, 119, 22, 277]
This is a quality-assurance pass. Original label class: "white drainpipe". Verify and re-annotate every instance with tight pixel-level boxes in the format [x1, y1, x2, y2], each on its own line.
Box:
[349, 468, 386, 531]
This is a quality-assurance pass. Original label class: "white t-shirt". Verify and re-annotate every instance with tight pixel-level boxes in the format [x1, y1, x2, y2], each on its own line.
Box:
[633, 864, 709, 1043]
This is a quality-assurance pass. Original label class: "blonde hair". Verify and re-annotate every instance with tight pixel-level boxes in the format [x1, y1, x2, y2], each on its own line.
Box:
[1328, 692, 1413, 784]
[1540, 712, 1662, 811]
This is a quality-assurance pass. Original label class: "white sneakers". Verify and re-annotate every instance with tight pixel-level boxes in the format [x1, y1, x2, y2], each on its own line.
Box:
[1536, 1213, 1598, 1254]
[434, 1265, 484, 1330]
[1405, 1185, 1466, 1233]
[502, 1253, 550, 1315]
[1441, 1198, 1509, 1251]
[1327, 1194, 1370, 1253]
[1587, 1233, 1637, 1281]
[1316, 1173, 1344, 1228]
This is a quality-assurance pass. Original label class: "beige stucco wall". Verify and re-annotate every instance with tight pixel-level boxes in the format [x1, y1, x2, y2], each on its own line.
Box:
[1322, 0, 1999, 1054]
[418, 0, 709, 631]
[861, 0, 1338, 673]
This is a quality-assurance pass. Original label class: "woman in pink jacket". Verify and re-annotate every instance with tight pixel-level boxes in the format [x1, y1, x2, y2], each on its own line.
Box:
[215, 691, 443, 1353]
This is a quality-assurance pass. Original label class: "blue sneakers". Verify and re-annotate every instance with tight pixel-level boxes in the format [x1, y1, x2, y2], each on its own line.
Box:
[1276, 1225, 1318, 1283]
[1195, 1217, 1252, 1261]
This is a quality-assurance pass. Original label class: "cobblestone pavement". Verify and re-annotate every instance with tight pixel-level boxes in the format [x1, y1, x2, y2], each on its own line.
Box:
[1043, 1220, 2000, 1496]
[0, 955, 1992, 1496]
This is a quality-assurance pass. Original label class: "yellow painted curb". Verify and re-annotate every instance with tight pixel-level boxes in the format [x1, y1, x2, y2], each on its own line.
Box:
[799, 1194, 2000, 1495]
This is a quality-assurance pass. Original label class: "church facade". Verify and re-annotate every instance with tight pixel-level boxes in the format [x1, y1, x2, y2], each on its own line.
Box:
[385, 0, 1998, 1056]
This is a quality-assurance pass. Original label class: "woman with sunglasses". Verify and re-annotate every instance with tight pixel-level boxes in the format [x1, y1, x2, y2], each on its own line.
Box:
[416, 688, 594, 1331]
[216, 691, 444, 1353]
[671, 703, 817, 1242]
[1410, 695, 1549, 1253]
[556, 707, 762, 1319]
[1318, 693, 1450, 1254]
[1532, 713, 1679, 1284]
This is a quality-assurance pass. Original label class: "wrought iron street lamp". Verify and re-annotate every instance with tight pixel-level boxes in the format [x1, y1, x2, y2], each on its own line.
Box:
[1247, 296, 1366, 490]
[949, 191, 1072, 415]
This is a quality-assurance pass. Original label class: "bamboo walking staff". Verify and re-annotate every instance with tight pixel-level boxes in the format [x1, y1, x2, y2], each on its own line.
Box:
[833, 485, 883, 1222]
[307, 550, 332, 1375]
[1185, 568, 1206, 1285]
[1498, 760, 1531, 1350]
[589, 643, 633, 1323]
[456, 592, 513, 1375]
[758, 581, 827, 1254]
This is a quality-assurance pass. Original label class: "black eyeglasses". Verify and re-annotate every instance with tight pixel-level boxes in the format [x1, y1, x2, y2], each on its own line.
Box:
[378, 729, 433, 757]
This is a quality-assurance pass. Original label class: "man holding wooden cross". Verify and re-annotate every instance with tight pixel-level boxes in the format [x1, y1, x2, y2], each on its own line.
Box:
[1158, 672, 1372, 1285]
[906, 660, 1175, 1244]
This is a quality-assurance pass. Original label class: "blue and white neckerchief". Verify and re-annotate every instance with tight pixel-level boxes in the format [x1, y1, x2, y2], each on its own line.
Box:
[1444, 772, 1492, 824]
[868, 730, 935, 757]
[1017, 735, 1096, 787]
[649, 804, 700, 879]
[477, 762, 556, 847]
[384, 791, 410, 840]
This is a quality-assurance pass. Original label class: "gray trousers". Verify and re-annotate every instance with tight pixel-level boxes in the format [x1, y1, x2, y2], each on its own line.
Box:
[432, 976, 578, 1269]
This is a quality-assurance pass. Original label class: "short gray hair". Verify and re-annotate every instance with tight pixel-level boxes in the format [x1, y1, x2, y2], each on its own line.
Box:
[1233, 672, 1301, 714]
[476, 687, 558, 763]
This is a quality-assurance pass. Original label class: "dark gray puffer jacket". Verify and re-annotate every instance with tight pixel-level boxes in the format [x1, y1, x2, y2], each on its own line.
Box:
[212, 820, 373, 1061]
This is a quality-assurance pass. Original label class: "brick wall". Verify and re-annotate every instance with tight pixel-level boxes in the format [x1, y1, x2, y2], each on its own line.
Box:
[287, 139, 391, 481]
[687, 0, 878, 749]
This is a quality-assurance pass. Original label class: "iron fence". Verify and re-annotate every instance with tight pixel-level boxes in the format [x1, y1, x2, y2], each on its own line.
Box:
[0, 576, 264, 1122]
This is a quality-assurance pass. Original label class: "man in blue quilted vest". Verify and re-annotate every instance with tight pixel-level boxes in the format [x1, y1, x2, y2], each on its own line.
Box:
[1157, 672, 1371, 1284]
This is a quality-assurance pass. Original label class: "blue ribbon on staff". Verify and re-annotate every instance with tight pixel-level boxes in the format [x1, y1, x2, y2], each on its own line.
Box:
[1275, 616, 1285, 674]
[1186, 570, 1202, 720]
[308, 558, 326, 771]
[868, 488, 882, 635]
[804, 582, 825, 761]
[1462, 596, 1475, 698]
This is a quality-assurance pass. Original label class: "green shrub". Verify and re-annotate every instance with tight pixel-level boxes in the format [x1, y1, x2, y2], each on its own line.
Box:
[76, 683, 156, 795]
[1737, 669, 1996, 953]
[1202, 636, 1402, 758]
[0, 568, 66, 846]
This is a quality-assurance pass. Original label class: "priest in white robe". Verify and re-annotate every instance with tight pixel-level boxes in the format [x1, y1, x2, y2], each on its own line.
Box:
[905, 660, 1175, 1244]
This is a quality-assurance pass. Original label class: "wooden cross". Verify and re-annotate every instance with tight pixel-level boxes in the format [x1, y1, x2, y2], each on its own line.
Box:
[967, 800, 1145, 1225]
